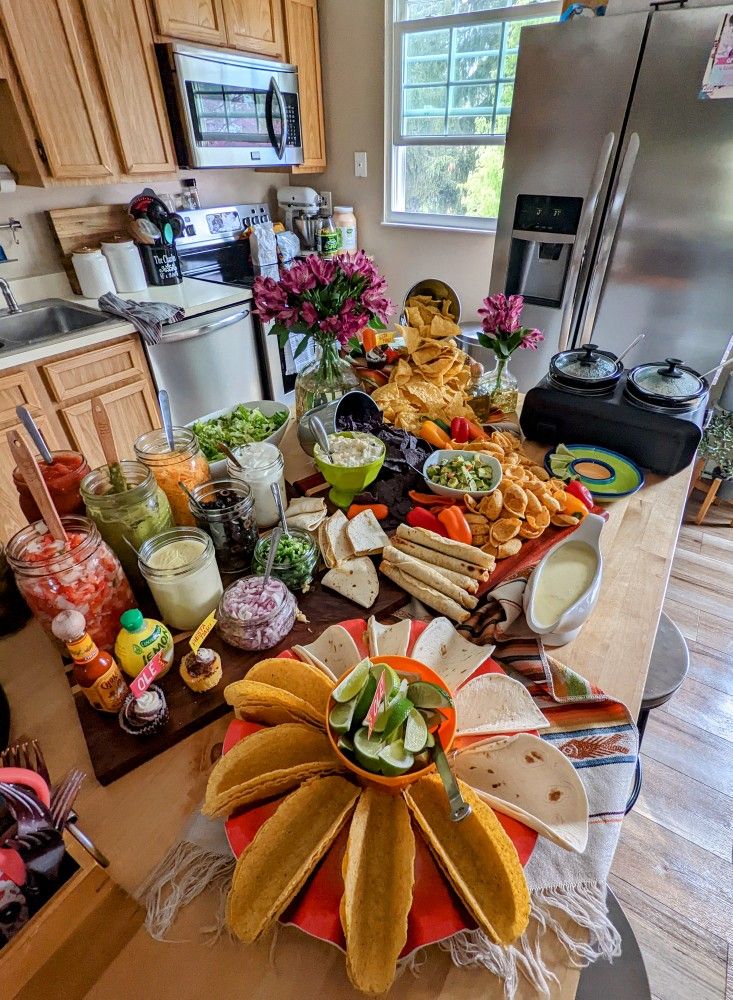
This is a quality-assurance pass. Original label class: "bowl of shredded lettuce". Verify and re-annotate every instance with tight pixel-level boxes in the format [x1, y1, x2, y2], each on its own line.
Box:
[188, 400, 290, 474]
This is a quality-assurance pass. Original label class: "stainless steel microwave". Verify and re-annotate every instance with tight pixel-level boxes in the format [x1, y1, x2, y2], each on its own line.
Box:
[156, 42, 304, 168]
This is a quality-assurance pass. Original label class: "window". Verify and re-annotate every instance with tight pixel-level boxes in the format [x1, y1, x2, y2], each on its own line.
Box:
[385, 0, 561, 231]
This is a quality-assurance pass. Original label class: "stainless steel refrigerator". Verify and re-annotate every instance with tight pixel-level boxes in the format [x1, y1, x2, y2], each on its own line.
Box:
[489, 6, 733, 392]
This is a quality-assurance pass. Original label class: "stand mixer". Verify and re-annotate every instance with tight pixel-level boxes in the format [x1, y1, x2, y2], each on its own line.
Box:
[276, 186, 323, 249]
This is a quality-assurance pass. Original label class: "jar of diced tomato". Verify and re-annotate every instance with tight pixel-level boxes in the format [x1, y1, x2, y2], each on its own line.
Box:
[6, 516, 134, 651]
[12, 450, 90, 522]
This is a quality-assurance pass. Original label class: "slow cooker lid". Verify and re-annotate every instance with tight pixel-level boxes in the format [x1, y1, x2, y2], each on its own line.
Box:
[628, 358, 706, 402]
[551, 343, 620, 382]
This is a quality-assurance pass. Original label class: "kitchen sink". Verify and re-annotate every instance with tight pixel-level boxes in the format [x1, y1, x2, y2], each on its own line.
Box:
[0, 298, 110, 351]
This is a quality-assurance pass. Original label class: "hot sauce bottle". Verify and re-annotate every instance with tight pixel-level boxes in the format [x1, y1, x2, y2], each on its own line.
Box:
[52, 610, 128, 713]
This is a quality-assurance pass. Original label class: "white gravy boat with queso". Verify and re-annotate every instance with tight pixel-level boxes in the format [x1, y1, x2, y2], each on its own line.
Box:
[524, 513, 604, 646]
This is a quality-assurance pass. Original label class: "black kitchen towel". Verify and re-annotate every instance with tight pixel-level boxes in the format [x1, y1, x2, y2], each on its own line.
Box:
[97, 292, 184, 346]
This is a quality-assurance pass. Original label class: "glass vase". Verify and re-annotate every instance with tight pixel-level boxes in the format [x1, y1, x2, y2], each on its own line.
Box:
[469, 356, 519, 420]
[294, 338, 361, 421]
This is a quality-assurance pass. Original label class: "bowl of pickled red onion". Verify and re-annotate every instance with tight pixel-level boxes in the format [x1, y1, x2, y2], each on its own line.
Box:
[217, 575, 296, 651]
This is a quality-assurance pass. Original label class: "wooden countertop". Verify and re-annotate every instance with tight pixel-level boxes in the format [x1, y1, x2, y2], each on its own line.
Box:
[0, 422, 692, 1000]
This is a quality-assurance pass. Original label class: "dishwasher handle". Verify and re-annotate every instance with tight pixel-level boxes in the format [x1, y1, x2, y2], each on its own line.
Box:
[160, 308, 250, 344]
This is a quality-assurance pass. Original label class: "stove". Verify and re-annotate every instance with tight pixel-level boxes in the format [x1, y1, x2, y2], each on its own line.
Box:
[175, 203, 270, 287]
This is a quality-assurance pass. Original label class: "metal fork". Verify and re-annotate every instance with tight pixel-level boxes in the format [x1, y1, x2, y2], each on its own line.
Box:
[0, 782, 64, 881]
[50, 769, 85, 830]
[0, 741, 109, 868]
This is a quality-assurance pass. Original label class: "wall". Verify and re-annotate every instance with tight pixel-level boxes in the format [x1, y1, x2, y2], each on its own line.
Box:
[299, 0, 495, 322]
[0, 169, 284, 281]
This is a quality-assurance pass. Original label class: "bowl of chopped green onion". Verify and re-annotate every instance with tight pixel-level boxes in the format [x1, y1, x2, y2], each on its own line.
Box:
[251, 527, 320, 592]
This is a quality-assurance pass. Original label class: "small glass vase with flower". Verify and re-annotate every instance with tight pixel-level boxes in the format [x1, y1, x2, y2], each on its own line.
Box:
[253, 252, 393, 420]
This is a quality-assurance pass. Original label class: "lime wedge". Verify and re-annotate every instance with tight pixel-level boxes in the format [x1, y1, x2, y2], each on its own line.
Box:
[333, 657, 371, 703]
[329, 699, 356, 734]
[352, 674, 377, 727]
[371, 707, 390, 733]
[407, 681, 453, 709]
[378, 739, 414, 777]
[353, 727, 385, 772]
[383, 697, 413, 742]
[404, 708, 428, 753]
[338, 734, 355, 753]
[370, 662, 400, 701]
[556, 443, 574, 457]
[425, 731, 435, 749]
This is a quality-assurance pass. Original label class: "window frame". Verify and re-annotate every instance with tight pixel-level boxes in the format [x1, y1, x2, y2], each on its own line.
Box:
[383, 0, 561, 233]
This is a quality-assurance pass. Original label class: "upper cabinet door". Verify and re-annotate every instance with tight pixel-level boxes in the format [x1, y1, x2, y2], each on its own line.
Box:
[222, 0, 285, 58]
[284, 0, 326, 173]
[153, 0, 228, 45]
[82, 0, 177, 174]
[1, 0, 114, 179]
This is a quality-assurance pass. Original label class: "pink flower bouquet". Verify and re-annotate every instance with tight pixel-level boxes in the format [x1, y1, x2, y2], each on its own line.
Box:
[477, 293, 543, 361]
[253, 251, 393, 358]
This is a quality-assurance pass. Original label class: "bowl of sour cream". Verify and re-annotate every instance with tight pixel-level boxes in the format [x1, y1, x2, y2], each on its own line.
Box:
[523, 513, 604, 646]
[313, 432, 385, 508]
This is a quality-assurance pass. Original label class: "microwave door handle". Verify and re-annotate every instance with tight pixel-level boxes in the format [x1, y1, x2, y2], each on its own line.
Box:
[557, 131, 615, 352]
[265, 76, 288, 160]
[160, 309, 250, 343]
[578, 132, 640, 347]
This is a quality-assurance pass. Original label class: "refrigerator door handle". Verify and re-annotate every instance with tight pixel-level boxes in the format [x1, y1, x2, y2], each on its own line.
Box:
[558, 131, 616, 351]
[578, 132, 641, 346]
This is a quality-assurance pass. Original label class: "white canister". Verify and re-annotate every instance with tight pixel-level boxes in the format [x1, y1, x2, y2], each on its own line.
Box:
[227, 442, 286, 529]
[101, 239, 147, 293]
[71, 248, 115, 299]
[333, 206, 357, 252]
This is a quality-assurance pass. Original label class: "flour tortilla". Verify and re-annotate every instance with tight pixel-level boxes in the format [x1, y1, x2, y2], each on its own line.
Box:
[346, 509, 389, 557]
[410, 617, 494, 694]
[391, 538, 489, 581]
[454, 733, 589, 853]
[286, 497, 326, 516]
[382, 545, 477, 611]
[293, 624, 362, 681]
[365, 616, 411, 658]
[322, 557, 379, 609]
[395, 523, 494, 569]
[325, 510, 354, 566]
[318, 519, 335, 568]
[287, 511, 327, 532]
[379, 562, 469, 624]
[455, 673, 550, 736]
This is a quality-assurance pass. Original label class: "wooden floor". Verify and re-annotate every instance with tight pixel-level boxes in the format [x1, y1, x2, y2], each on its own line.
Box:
[609, 494, 733, 1000]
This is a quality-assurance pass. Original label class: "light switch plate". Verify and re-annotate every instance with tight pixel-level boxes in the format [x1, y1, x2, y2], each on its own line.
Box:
[320, 190, 333, 215]
[354, 152, 367, 177]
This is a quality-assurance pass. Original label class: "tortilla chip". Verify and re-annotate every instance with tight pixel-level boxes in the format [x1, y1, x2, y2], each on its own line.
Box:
[341, 788, 415, 994]
[203, 723, 344, 818]
[455, 674, 550, 736]
[454, 733, 589, 853]
[490, 517, 522, 544]
[404, 774, 530, 945]
[410, 617, 493, 693]
[322, 557, 379, 609]
[496, 538, 522, 558]
[227, 776, 360, 943]
[346, 509, 389, 557]
[247, 657, 333, 715]
[224, 679, 325, 729]
[379, 562, 469, 624]
[293, 624, 362, 681]
[366, 617, 411, 658]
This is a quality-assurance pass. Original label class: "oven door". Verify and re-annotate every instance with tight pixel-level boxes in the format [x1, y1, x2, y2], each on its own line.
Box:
[167, 45, 304, 168]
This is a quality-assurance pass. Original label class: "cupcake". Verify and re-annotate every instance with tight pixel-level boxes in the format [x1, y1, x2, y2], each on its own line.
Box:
[118, 685, 169, 736]
[179, 647, 222, 693]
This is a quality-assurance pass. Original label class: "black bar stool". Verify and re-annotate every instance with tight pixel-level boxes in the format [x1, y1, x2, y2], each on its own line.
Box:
[637, 613, 689, 745]
[576, 889, 651, 999]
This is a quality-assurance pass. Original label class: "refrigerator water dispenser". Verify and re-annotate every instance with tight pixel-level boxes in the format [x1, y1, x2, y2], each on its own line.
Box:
[506, 195, 583, 308]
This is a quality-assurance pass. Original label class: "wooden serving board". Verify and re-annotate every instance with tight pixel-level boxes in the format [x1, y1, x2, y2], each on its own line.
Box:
[47, 204, 129, 294]
[71, 573, 410, 786]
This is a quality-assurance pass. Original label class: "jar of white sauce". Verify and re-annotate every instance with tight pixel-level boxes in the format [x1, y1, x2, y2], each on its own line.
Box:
[227, 442, 286, 529]
[333, 206, 357, 252]
[137, 527, 223, 631]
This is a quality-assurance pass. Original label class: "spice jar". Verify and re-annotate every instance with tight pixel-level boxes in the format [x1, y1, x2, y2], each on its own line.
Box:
[217, 575, 296, 651]
[138, 527, 223, 631]
[189, 479, 258, 574]
[80, 461, 174, 591]
[251, 528, 319, 592]
[134, 427, 210, 526]
[13, 450, 91, 522]
[227, 442, 286, 529]
[6, 516, 135, 651]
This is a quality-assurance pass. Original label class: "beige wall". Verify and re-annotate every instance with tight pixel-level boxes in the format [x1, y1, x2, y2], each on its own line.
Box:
[300, 0, 495, 321]
[0, 169, 284, 281]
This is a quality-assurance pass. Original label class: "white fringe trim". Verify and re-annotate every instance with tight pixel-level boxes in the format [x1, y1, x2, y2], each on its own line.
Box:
[135, 841, 235, 942]
[439, 882, 621, 999]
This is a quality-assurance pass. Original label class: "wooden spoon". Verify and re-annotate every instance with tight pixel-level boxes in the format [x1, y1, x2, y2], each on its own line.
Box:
[6, 429, 68, 543]
[91, 397, 126, 493]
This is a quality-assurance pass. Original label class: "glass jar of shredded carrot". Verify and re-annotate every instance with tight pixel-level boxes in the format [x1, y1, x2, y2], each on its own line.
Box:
[133, 427, 210, 526]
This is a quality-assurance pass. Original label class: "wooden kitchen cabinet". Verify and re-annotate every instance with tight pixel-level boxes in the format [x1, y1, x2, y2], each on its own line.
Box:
[60, 380, 160, 471]
[284, 0, 326, 173]
[221, 0, 286, 58]
[152, 0, 228, 44]
[0, 415, 67, 543]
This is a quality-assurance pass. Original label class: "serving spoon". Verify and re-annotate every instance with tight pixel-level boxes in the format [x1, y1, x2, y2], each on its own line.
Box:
[271, 482, 290, 537]
[217, 442, 243, 470]
[15, 406, 53, 465]
[262, 526, 282, 585]
[309, 414, 333, 462]
[158, 389, 175, 451]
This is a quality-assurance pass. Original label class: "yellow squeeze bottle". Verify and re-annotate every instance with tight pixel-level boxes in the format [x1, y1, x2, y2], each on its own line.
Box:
[114, 608, 174, 679]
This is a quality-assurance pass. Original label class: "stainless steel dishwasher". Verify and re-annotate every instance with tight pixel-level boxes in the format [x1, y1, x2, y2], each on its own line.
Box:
[143, 301, 263, 425]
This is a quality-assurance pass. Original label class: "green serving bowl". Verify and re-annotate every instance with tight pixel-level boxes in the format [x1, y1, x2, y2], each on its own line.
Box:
[313, 432, 385, 508]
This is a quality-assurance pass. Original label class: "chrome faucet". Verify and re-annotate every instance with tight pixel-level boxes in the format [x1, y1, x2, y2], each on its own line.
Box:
[0, 278, 21, 314]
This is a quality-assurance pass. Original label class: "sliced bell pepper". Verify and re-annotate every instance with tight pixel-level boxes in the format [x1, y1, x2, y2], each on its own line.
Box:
[407, 490, 458, 507]
[565, 479, 594, 511]
[406, 507, 449, 536]
[419, 420, 453, 449]
[346, 502, 389, 521]
[450, 417, 471, 444]
[465, 419, 490, 442]
[560, 492, 590, 518]
[437, 505, 473, 545]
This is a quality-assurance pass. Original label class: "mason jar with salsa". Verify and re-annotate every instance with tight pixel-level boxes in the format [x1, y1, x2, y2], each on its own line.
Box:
[12, 450, 90, 522]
